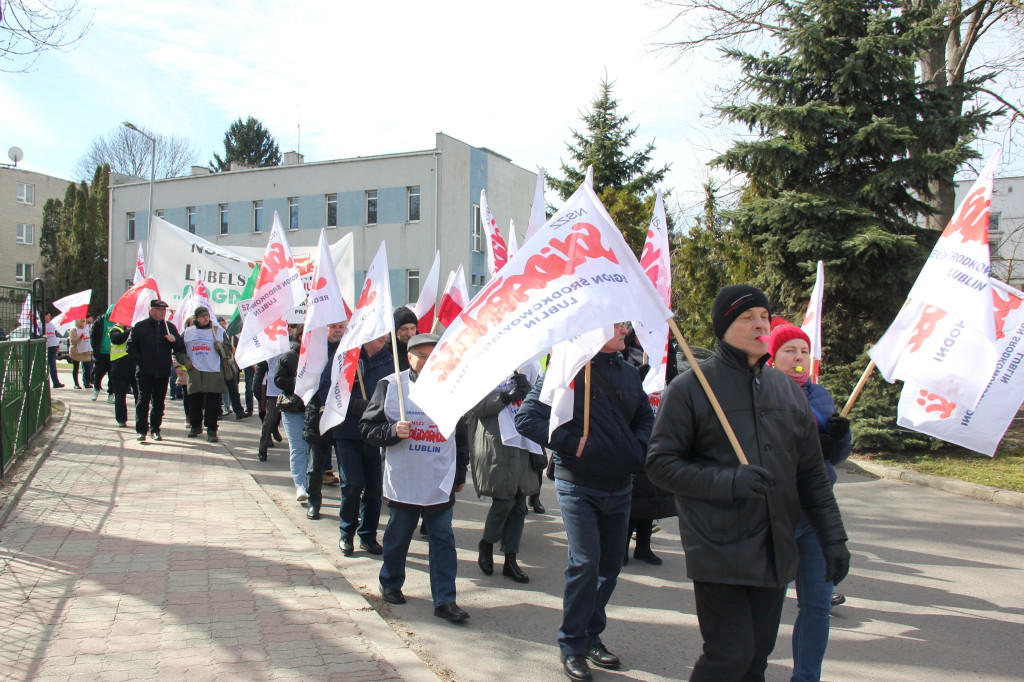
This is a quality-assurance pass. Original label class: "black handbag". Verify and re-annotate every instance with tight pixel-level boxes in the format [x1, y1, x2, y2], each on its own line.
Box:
[277, 392, 305, 413]
[529, 450, 548, 472]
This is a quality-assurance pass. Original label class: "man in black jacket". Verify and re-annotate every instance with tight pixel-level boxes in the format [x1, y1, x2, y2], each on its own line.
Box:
[515, 322, 654, 682]
[645, 284, 849, 682]
[126, 299, 185, 442]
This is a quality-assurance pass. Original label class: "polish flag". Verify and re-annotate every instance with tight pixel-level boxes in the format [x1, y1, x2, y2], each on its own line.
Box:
[507, 219, 519, 260]
[295, 229, 350, 403]
[110, 277, 161, 327]
[632, 191, 672, 394]
[133, 244, 146, 285]
[481, 189, 508, 275]
[320, 241, 395, 432]
[524, 168, 546, 243]
[414, 250, 441, 334]
[53, 289, 92, 331]
[801, 261, 825, 383]
[437, 265, 469, 328]
[234, 212, 306, 368]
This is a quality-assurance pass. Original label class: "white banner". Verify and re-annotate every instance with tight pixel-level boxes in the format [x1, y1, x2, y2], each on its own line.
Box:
[634, 191, 671, 394]
[481, 189, 508, 275]
[295, 230, 350, 403]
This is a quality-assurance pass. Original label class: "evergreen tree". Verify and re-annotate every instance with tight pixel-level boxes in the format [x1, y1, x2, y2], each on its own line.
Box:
[210, 116, 282, 171]
[714, 0, 994, 448]
[86, 165, 111, 314]
[39, 197, 63, 290]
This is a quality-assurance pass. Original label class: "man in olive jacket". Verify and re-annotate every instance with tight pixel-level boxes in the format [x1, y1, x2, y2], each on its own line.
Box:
[646, 285, 849, 682]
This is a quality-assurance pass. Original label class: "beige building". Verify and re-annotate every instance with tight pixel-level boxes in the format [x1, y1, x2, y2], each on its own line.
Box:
[0, 166, 72, 290]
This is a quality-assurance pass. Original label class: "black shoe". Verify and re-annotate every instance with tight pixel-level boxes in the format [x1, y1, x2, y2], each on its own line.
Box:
[306, 507, 320, 520]
[245, 409, 253, 416]
[831, 592, 846, 607]
[150, 431, 162, 441]
[272, 430, 283, 442]
[187, 428, 201, 438]
[207, 432, 218, 442]
[633, 550, 663, 566]
[530, 496, 546, 514]
[359, 539, 383, 555]
[340, 538, 354, 556]
[73, 384, 82, 389]
[502, 554, 530, 583]
[53, 383, 65, 388]
[257, 451, 267, 462]
[117, 422, 127, 428]
[585, 644, 620, 670]
[136, 433, 146, 442]
[380, 584, 406, 604]
[433, 602, 469, 622]
[235, 413, 248, 420]
[478, 539, 494, 575]
[562, 654, 592, 681]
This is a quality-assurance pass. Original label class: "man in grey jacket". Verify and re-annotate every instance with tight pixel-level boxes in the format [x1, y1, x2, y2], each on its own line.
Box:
[646, 284, 849, 682]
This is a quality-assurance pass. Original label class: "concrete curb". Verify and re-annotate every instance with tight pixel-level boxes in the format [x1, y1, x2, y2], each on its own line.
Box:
[0, 402, 71, 531]
[840, 457, 1024, 510]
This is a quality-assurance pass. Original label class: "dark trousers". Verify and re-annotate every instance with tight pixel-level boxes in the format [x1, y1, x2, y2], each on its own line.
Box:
[223, 375, 243, 416]
[135, 375, 170, 436]
[337, 438, 383, 542]
[110, 377, 135, 425]
[690, 582, 787, 682]
[92, 353, 110, 391]
[306, 440, 336, 511]
[71, 360, 93, 387]
[259, 397, 281, 455]
[188, 391, 221, 433]
[47, 347, 60, 386]
[243, 366, 255, 413]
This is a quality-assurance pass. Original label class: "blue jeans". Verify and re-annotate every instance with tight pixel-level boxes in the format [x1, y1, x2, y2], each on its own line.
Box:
[243, 366, 255, 413]
[379, 504, 457, 608]
[47, 347, 60, 386]
[554, 478, 632, 655]
[792, 518, 833, 682]
[336, 438, 383, 542]
[280, 411, 308, 490]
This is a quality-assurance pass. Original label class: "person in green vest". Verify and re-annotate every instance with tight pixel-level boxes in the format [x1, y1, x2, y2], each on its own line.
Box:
[108, 322, 137, 428]
[90, 304, 116, 403]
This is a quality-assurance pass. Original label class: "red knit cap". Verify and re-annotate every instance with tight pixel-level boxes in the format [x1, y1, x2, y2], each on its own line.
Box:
[768, 318, 811, 361]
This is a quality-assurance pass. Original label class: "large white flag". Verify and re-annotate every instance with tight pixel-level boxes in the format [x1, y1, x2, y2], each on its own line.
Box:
[410, 179, 673, 435]
[295, 230, 350, 402]
[134, 244, 146, 285]
[53, 289, 92, 331]
[320, 241, 395, 432]
[801, 260, 825, 383]
[869, 149, 1001, 407]
[413, 250, 441, 334]
[481, 189, 508, 275]
[234, 213, 306, 368]
[897, 279, 1024, 456]
[540, 326, 615, 439]
[524, 168, 546, 243]
[633, 192, 672, 395]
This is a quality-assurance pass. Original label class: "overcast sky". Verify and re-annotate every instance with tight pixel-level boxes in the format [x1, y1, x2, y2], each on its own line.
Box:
[2, 0, 1019, 223]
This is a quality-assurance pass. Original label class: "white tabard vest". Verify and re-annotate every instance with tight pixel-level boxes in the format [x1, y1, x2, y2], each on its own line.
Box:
[382, 371, 457, 507]
[184, 325, 223, 373]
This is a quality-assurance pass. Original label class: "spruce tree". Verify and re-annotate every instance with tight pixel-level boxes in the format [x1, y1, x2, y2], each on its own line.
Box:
[86, 165, 111, 314]
[210, 117, 282, 171]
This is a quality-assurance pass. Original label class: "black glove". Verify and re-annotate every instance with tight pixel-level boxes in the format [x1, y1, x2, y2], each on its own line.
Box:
[825, 413, 850, 440]
[732, 465, 775, 501]
[823, 541, 851, 584]
[818, 433, 839, 460]
[503, 372, 532, 403]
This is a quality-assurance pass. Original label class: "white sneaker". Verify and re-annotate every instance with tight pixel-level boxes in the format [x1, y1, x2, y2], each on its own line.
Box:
[91, 389, 99, 401]
[106, 394, 115, 404]
[295, 486, 308, 502]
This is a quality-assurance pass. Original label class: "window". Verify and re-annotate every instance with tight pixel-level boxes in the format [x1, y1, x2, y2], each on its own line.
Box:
[16, 223, 34, 245]
[127, 212, 136, 242]
[989, 213, 1002, 254]
[15, 263, 33, 283]
[288, 197, 299, 230]
[125, 279, 132, 291]
[407, 186, 421, 222]
[472, 203, 483, 252]
[366, 190, 378, 225]
[16, 182, 34, 205]
[187, 207, 196, 234]
[253, 201, 263, 233]
[155, 209, 164, 218]
[407, 269, 420, 304]
[219, 204, 229, 235]
[326, 194, 338, 228]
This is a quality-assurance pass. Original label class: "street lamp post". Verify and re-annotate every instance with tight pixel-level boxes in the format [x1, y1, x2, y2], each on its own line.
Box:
[122, 121, 155, 233]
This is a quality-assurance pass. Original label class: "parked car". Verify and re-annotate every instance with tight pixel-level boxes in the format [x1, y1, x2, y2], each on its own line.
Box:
[56, 334, 71, 361]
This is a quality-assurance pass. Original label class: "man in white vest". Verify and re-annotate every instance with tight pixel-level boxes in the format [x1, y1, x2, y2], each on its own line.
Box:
[359, 333, 471, 623]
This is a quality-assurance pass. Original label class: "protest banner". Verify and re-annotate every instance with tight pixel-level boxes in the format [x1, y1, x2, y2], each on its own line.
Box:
[295, 230, 350, 403]
[633, 191, 671, 395]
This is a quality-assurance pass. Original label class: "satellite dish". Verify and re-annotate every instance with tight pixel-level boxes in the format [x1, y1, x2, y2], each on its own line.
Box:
[8, 147, 24, 165]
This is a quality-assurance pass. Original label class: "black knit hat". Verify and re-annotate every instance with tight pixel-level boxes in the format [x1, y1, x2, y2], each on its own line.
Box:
[393, 306, 417, 329]
[712, 285, 771, 339]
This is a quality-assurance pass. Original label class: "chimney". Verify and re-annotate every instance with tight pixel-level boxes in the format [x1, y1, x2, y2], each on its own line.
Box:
[283, 151, 305, 166]
[191, 166, 211, 176]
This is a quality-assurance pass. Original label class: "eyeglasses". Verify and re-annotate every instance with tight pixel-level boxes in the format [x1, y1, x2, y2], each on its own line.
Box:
[615, 322, 632, 330]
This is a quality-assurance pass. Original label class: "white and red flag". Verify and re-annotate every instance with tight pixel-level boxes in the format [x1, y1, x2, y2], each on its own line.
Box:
[17, 293, 32, 328]
[481, 189, 508, 275]
[524, 168, 546, 243]
[172, 269, 215, 327]
[633, 191, 672, 395]
[53, 289, 92, 331]
[869, 149, 1001, 407]
[414, 250, 441, 334]
[507, 219, 519, 261]
[801, 260, 825, 383]
[437, 266, 469, 328]
[133, 244, 146, 285]
[541, 325, 615, 439]
[295, 230, 350, 403]
[234, 212, 306, 368]
[110, 277, 161, 327]
[410, 176, 672, 435]
[320, 241, 394, 432]
[897, 279, 1024, 456]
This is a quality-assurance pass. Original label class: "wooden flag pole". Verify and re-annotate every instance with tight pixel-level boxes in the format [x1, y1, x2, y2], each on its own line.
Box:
[355, 356, 367, 400]
[668, 319, 749, 465]
[430, 317, 439, 334]
[580, 362, 592, 457]
[388, 327, 406, 421]
[840, 360, 874, 418]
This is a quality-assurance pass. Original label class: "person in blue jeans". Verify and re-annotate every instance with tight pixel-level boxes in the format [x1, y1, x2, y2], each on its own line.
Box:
[516, 322, 654, 682]
[360, 333, 470, 624]
[767, 321, 851, 682]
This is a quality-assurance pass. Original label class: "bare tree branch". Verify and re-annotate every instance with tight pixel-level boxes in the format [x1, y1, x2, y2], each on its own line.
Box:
[0, 0, 92, 73]
[74, 126, 200, 182]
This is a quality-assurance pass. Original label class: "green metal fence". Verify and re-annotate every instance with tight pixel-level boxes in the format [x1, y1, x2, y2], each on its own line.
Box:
[0, 339, 51, 476]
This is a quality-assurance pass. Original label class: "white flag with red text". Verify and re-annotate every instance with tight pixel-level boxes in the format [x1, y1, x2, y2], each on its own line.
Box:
[869, 150, 1001, 407]
[110, 277, 161, 327]
[169, 267, 214, 329]
[134, 244, 146, 285]
[437, 266, 469, 328]
[541, 325, 615, 439]
[525, 168, 546, 243]
[481, 189, 508, 275]
[296, 230, 350, 403]
[320, 241, 394, 432]
[801, 260, 824, 383]
[897, 279, 1024, 456]
[53, 289, 92, 331]
[234, 212, 306, 368]
[414, 250, 441, 334]
[410, 179, 672, 435]
[633, 192, 671, 395]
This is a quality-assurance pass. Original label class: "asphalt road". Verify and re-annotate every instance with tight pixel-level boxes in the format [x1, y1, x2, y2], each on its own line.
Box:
[214, 416, 1024, 681]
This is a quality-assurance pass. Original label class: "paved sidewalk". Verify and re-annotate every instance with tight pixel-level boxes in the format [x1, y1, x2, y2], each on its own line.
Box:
[0, 382, 437, 681]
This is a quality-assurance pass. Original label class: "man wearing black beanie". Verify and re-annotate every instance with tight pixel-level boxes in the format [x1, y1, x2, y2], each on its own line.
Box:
[646, 284, 849, 681]
[390, 306, 418, 371]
